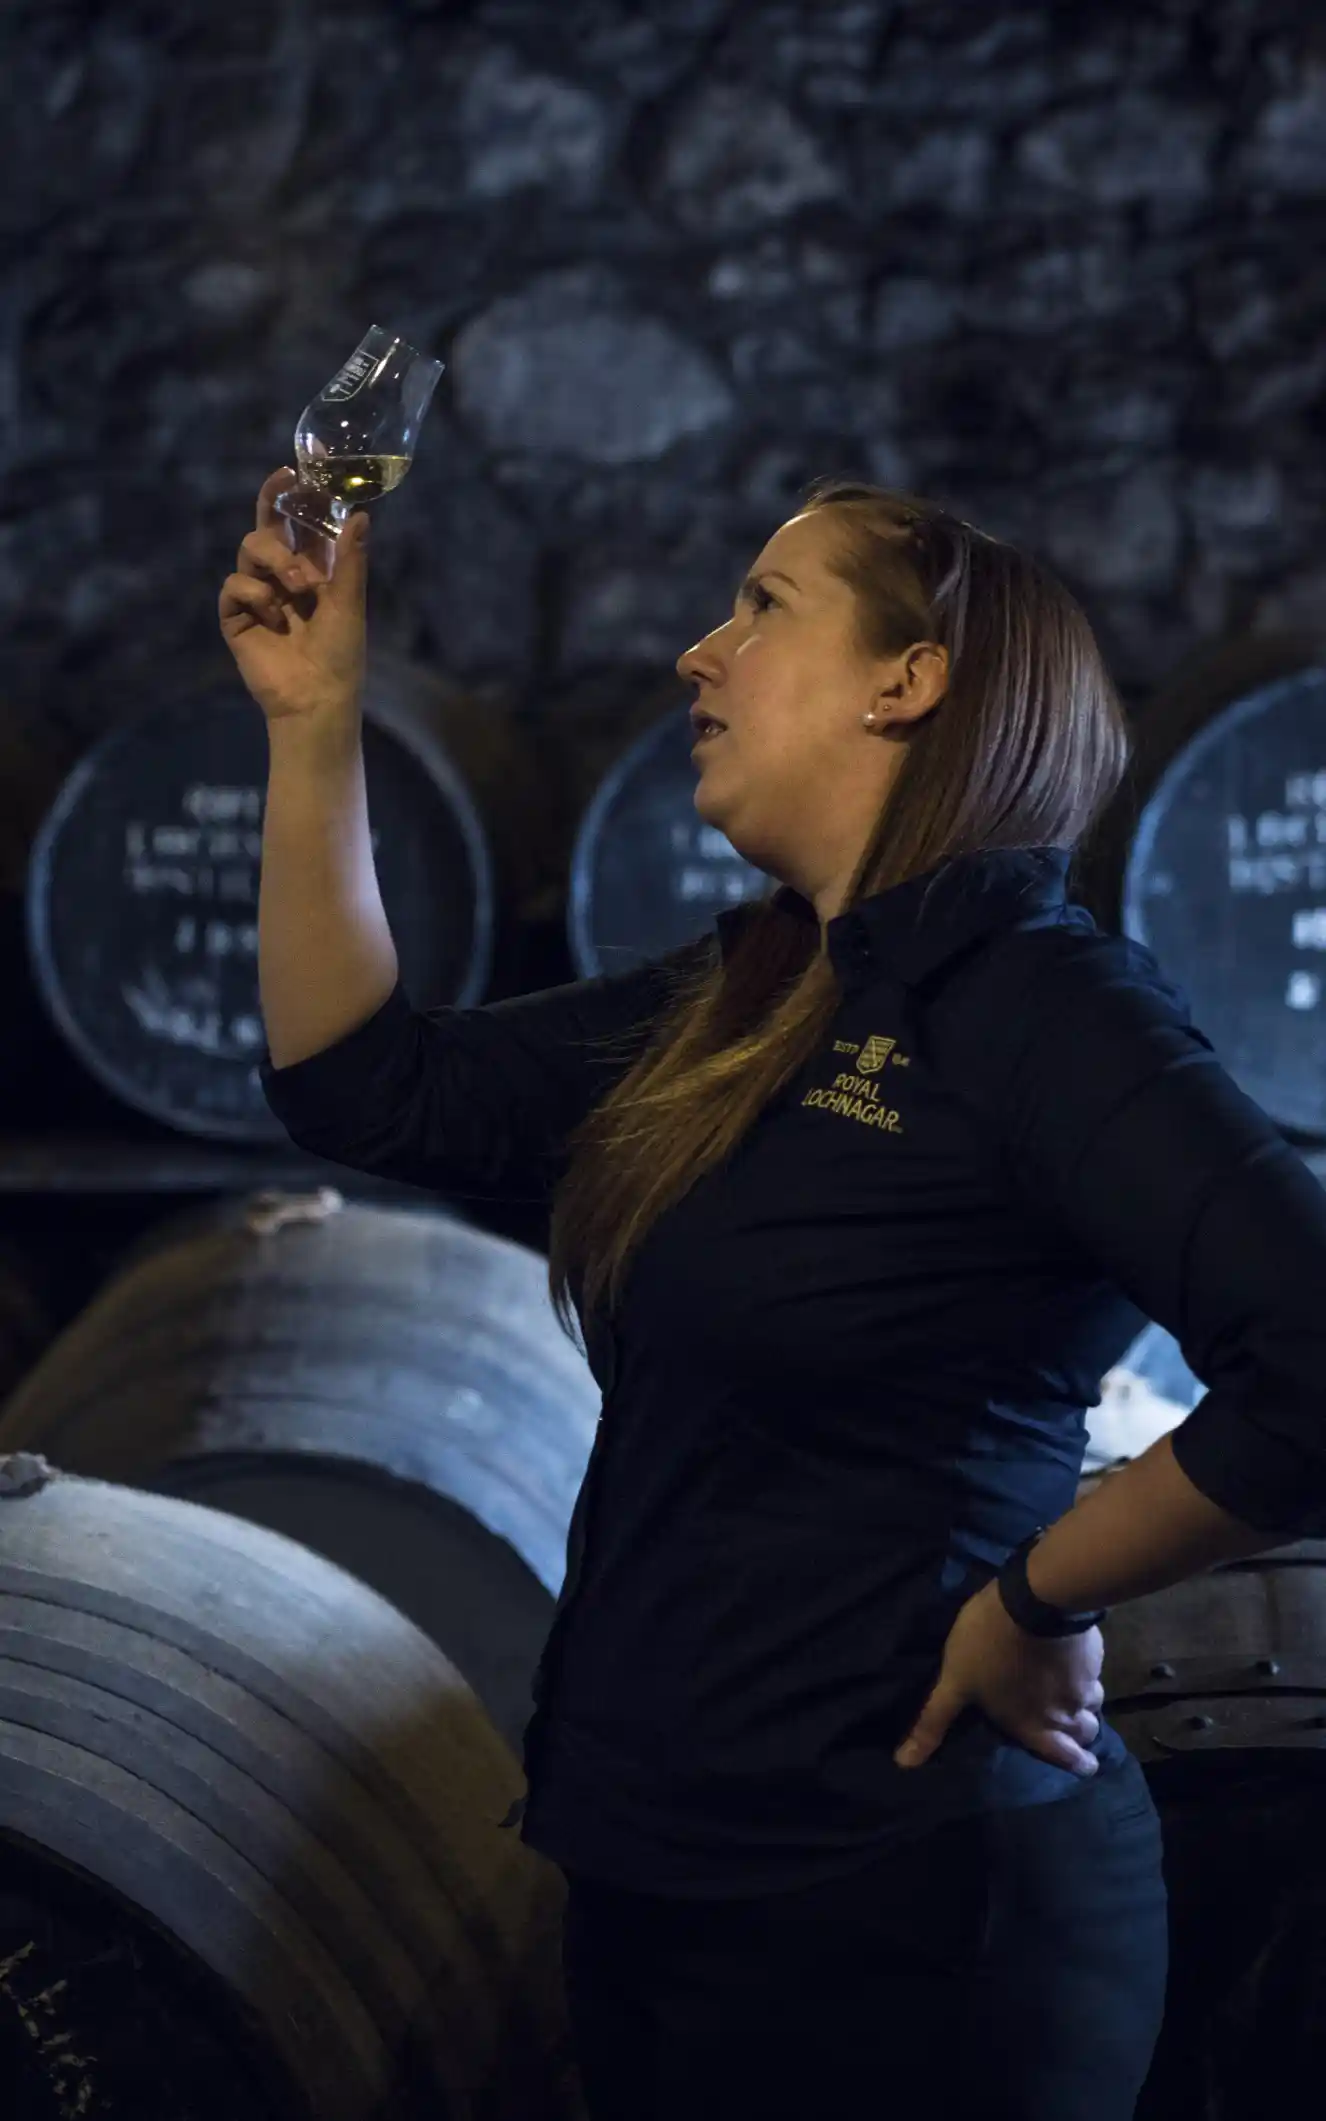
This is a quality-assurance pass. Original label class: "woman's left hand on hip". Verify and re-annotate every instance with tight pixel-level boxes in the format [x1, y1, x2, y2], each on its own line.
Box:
[893, 1577, 1105, 1776]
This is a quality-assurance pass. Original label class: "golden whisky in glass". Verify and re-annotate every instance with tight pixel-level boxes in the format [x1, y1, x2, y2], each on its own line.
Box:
[275, 327, 443, 542]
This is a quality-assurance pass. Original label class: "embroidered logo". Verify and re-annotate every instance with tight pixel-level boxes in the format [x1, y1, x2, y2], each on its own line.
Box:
[856, 1034, 896, 1074]
[802, 1033, 909, 1132]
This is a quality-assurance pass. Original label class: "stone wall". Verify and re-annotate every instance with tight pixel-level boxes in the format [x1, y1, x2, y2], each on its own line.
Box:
[3, 0, 1324, 857]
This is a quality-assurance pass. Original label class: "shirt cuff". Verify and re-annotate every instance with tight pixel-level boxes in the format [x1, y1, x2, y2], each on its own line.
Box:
[258, 980, 416, 1136]
[1170, 1389, 1326, 1541]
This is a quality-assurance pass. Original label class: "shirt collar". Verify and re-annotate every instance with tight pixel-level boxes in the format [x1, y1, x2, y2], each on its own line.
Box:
[713, 845, 1074, 991]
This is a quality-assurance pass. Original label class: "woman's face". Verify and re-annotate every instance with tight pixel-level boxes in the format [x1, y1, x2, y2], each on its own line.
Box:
[674, 508, 948, 921]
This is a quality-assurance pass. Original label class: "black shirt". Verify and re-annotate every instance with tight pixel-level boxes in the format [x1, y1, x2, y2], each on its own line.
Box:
[259, 844, 1326, 1898]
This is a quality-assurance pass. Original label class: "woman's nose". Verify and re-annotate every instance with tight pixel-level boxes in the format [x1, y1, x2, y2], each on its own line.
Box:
[677, 629, 723, 682]
[676, 645, 705, 682]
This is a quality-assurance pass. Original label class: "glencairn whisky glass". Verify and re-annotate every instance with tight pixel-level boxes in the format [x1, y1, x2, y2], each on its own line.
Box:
[274, 325, 444, 542]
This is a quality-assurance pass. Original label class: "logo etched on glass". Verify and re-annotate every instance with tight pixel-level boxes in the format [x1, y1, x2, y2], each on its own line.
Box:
[322, 347, 381, 404]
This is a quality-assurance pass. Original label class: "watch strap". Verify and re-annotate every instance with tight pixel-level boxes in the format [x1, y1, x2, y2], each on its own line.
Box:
[997, 1528, 1108, 1638]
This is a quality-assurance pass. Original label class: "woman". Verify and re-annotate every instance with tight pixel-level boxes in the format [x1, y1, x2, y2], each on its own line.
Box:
[221, 469, 1326, 2119]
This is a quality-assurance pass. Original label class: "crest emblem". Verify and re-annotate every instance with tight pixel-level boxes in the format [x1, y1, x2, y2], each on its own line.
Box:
[856, 1034, 896, 1074]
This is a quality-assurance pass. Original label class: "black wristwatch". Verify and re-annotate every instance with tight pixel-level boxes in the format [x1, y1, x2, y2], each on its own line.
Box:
[996, 1527, 1108, 1638]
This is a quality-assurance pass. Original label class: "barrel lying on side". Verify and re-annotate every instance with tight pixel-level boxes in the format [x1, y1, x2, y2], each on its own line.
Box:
[0, 1457, 583, 2121]
[1081, 635, 1326, 1148]
[23, 664, 495, 1143]
[0, 1192, 599, 1757]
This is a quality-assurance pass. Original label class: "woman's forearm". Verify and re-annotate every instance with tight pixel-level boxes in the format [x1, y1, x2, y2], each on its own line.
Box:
[260, 715, 399, 1069]
[1026, 1431, 1282, 1612]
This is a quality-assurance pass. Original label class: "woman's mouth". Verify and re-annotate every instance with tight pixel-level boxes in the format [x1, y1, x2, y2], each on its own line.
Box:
[690, 715, 727, 750]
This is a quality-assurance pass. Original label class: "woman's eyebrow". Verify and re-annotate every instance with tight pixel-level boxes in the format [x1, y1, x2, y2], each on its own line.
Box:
[736, 568, 802, 599]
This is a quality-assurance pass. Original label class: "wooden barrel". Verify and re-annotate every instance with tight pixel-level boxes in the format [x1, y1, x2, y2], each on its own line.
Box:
[1080, 1462, 1326, 1761]
[0, 1193, 599, 1757]
[1076, 1457, 1326, 2118]
[23, 657, 497, 1143]
[1080, 634, 1326, 1146]
[0, 1455, 582, 2120]
[567, 703, 768, 977]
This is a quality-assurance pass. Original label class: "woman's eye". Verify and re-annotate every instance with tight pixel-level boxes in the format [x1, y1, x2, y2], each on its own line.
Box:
[748, 582, 775, 612]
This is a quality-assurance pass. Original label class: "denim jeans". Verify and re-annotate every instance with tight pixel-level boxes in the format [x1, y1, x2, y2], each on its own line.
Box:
[561, 1746, 1168, 2120]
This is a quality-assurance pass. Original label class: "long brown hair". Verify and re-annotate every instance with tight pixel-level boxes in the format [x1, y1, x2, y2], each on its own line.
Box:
[546, 479, 1132, 1340]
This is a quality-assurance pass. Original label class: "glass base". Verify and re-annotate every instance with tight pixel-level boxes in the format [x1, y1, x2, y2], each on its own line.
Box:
[273, 482, 347, 541]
